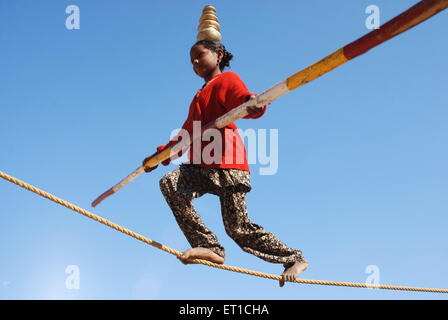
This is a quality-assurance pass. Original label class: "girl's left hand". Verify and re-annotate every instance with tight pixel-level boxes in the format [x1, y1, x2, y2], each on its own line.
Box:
[246, 95, 264, 115]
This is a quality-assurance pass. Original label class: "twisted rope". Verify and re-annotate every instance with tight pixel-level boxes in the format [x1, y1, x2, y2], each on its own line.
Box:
[1, 170, 447, 294]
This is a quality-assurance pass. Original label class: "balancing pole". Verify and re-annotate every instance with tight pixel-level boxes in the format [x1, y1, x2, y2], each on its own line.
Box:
[92, 0, 448, 207]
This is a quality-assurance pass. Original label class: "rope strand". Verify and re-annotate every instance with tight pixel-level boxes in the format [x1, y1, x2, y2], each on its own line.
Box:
[1, 170, 447, 294]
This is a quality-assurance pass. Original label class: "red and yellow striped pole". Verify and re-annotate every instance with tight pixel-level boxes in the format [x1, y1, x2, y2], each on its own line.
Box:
[92, 0, 448, 207]
[286, 0, 448, 91]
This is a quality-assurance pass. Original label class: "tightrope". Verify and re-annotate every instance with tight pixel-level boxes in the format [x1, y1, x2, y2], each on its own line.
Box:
[1, 170, 447, 294]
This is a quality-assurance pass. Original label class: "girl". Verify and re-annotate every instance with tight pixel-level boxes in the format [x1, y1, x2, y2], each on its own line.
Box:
[143, 40, 308, 287]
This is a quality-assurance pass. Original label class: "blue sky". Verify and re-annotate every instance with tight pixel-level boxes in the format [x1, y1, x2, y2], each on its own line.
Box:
[1, 0, 447, 300]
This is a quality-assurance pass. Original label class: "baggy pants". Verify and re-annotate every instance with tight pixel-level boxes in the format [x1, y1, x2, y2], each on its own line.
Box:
[159, 164, 306, 267]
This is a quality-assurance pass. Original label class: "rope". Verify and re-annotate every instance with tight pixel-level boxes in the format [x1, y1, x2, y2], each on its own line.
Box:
[1, 170, 447, 294]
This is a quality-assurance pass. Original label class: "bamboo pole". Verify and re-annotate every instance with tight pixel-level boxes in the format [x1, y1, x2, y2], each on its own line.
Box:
[92, 0, 448, 207]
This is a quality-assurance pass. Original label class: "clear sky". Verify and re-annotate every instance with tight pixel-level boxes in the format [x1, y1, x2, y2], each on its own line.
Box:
[1, 0, 447, 300]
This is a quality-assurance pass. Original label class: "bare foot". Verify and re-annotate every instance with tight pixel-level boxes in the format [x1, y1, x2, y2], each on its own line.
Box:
[279, 261, 308, 287]
[178, 247, 225, 265]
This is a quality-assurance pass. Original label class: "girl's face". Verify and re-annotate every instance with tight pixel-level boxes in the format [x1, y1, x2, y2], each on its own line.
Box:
[190, 44, 223, 80]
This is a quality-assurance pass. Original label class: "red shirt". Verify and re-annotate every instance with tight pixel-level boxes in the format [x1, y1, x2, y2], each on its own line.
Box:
[159, 71, 267, 172]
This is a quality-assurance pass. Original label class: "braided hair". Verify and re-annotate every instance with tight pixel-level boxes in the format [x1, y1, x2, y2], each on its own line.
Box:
[193, 39, 233, 71]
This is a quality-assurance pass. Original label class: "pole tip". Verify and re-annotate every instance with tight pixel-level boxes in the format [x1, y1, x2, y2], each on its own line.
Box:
[91, 188, 115, 208]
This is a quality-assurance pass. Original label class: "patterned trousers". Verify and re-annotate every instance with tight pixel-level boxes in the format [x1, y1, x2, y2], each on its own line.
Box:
[159, 164, 306, 266]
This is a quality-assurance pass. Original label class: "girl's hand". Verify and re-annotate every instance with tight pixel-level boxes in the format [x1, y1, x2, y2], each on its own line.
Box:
[246, 95, 264, 115]
[142, 157, 158, 173]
